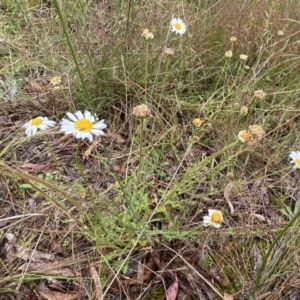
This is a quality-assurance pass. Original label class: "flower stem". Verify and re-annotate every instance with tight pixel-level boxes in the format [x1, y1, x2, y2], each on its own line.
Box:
[52, 0, 92, 110]
[145, 41, 149, 100]
[138, 118, 144, 181]
[74, 140, 88, 186]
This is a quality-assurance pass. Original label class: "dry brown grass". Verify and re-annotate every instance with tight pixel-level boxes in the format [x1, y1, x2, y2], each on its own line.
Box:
[1, 1, 300, 299]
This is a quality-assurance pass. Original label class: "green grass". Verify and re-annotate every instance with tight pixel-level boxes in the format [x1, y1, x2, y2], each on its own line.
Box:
[1, 0, 300, 299]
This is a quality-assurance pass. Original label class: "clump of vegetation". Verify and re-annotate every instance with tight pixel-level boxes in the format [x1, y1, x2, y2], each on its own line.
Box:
[1, 1, 300, 299]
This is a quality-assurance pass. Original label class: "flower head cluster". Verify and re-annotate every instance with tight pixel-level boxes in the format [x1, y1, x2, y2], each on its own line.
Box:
[165, 47, 174, 55]
[237, 124, 265, 144]
[254, 90, 267, 99]
[132, 104, 151, 118]
[22, 110, 107, 142]
[141, 28, 154, 40]
[238, 130, 252, 143]
[203, 209, 223, 228]
[239, 54, 248, 61]
[240, 106, 248, 116]
[225, 50, 233, 58]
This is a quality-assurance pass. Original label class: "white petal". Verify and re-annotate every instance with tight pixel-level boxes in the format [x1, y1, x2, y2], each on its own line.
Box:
[87, 133, 93, 142]
[93, 121, 107, 130]
[203, 216, 211, 226]
[295, 151, 300, 157]
[75, 131, 83, 139]
[22, 122, 30, 129]
[25, 127, 32, 136]
[84, 132, 93, 141]
[43, 120, 56, 126]
[80, 131, 88, 138]
[38, 124, 49, 130]
[208, 209, 214, 216]
[61, 119, 75, 128]
[66, 112, 78, 122]
[61, 127, 75, 134]
[74, 111, 84, 120]
[27, 126, 37, 136]
[84, 110, 92, 120]
[90, 129, 105, 136]
[60, 124, 72, 131]
[62, 128, 75, 134]
[212, 223, 221, 228]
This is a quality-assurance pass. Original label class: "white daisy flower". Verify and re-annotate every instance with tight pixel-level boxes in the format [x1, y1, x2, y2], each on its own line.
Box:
[289, 151, 300, 169]
[22, 117, 56, 137]
[170, 17, 187, 35]
[60, 110, 107, 142]
[203, 209, 223, 228]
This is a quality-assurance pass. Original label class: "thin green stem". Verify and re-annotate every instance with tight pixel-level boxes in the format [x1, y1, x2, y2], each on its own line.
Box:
[124, 0, 133, 51]
[75, 139, 81, 166]
[145, 41, 149, 100]
[52, 0, 92, 110]
[138, 118, 144, 181]
[74, 140, 88, 186]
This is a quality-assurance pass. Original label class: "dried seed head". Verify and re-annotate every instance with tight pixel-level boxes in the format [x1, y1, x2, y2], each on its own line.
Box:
[225, 50, 233, 58]
[132, 104, 151, 118]
[141, 29, 154, 40]
[248, 125, 265, 138]
[238, 130, 252, 143]
[254, 90, 267, 99]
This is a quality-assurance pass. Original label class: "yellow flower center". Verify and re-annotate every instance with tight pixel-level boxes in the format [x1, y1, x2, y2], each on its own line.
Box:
[30, 117, 43, 126]
[211, 212, 222, 223]
[193, 118, 202, 127]
[51, 76, 62, 85]
[174, 22, 182, 30]
[75, 119, 93, 132]
[295, 158, 300, 166]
